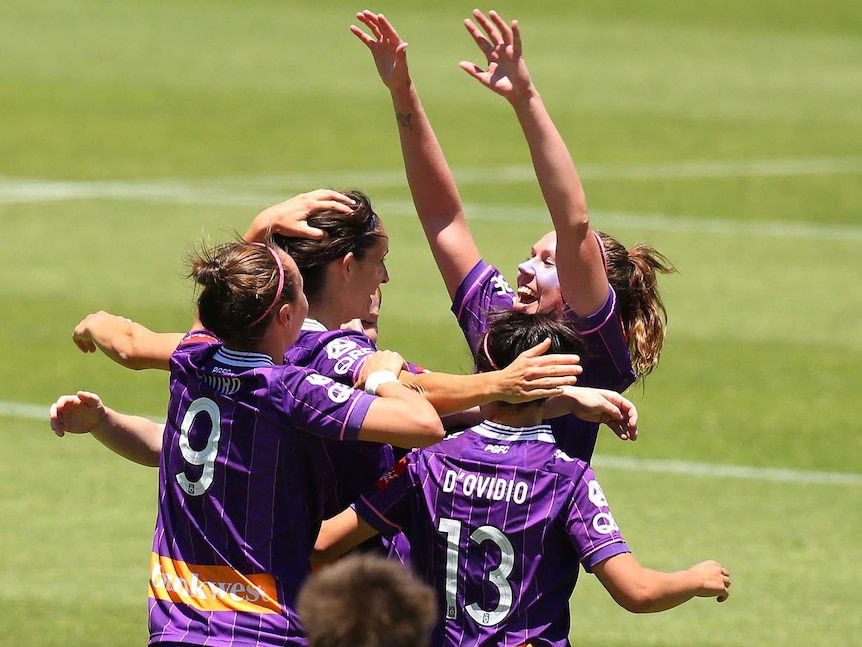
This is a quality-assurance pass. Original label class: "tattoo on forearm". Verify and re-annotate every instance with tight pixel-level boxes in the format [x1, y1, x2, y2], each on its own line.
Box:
[396, 112, 413, 130]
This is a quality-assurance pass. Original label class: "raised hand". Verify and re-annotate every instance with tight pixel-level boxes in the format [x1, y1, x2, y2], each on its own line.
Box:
[247, 190, 356, 242]
[350, 11, 411, 91]
[459, 9, 533, 101]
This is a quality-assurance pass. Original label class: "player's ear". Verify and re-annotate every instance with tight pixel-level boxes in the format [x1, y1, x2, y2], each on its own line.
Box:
[276, 303, 293, 329]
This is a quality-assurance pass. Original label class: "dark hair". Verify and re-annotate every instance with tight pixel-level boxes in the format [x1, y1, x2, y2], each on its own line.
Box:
[476, 308, 587, 374]
[188, 240, 301, 348]
[273, 190, 384, 300]
[598, 231, 676, 380]
[298, 554, 437, 647]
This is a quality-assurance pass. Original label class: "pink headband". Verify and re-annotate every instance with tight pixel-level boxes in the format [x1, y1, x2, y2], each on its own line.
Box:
[249, 243, 286, 327]
[482, 332, 499, 370]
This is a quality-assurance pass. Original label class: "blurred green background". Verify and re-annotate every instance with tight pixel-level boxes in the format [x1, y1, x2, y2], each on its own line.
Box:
[1, 1, 860, 645]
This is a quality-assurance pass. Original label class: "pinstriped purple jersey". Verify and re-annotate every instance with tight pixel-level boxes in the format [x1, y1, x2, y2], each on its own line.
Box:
[149, 330, 375, 647]
[286, 321, 396, 514]
[451, 260, 636, 462]
[285, 319, 421, 560]
[354, 421, 630, 647]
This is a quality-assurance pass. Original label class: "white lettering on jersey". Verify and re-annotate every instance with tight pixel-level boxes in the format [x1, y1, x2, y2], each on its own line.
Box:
[592, 512, 619, 534]
[483, 444, 509, 455]
[442, 469, 528, 505]
[491, 275, 513, 296]
[588, 480, 608, 507]
[304, 373, 352, 403]
[325, 338, 373, 376]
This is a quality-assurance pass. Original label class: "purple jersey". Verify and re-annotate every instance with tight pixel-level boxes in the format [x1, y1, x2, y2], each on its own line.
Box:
[451, 260, 636, 461]
[286, 319, 422, 560]
[149, 330, 376, 647]
[286, 320, 395, 513]
[355, 421, 630, 647]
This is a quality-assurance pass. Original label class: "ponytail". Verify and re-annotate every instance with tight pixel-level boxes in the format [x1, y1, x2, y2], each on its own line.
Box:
[598, 232, 676, 380]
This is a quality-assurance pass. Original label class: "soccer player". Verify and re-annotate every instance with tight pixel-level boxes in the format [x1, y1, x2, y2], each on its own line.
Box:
[298, 554, 437, 647]
[351, 10, 676, 463]
[56, 239, 445, 646]
[314, 309, 731, 647]
[70, 189, 584, 520]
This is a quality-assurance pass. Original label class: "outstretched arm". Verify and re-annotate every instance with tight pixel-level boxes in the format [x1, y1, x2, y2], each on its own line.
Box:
[355, 351, 445, 449]
[544, 386, 639, 440]
[395, 338, 581, 415]
[73, 311, 182, 371]
[593, 553, 731, 613]
[351, 11, 480, 299]
[460, 10, 608, 316]
[49, 391, 163, 467]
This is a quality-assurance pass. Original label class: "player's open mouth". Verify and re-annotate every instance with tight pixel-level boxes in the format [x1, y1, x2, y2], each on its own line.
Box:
[516, 286, 537, 304]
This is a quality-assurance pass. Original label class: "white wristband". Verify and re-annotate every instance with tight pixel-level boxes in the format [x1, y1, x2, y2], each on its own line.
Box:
[364, 370, 400, 395]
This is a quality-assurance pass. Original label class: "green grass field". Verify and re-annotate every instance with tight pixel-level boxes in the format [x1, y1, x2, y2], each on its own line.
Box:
[1, 1, 860, 645]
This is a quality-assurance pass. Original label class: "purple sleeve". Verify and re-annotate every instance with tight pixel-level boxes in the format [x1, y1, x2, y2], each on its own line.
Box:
[285, 370, 374, 442]
[351, 456, 418, 537]
[565, 287, 636, 392]
[566, 464, 630, 571]
[302, 329, 377, 385]
[451, 260, 516, 353]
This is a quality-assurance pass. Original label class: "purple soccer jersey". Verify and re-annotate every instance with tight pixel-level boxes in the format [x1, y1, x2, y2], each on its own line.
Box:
[286, 320, 395, 514]
[355, 421, 630, 647]
[451, 260, 636, 462]
[148, 330, 376, 647]
[285, 319, 422, 561]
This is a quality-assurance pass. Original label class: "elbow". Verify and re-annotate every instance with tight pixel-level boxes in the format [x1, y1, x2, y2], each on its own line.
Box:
[417, 415, 445, 447]
[613, 582, 668, 614]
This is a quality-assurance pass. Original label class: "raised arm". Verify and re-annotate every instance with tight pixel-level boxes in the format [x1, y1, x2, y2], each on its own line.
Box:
[460, 10, 608, 316]
[49, 391, 163, 467]
[244, 190, 356, 242]
[593, 553, 731, 613]
[351, 11, 481, 299]
[73, 311, 182, 371]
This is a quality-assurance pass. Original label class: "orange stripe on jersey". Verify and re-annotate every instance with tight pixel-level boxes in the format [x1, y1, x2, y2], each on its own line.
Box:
[148, 553, 281, 614]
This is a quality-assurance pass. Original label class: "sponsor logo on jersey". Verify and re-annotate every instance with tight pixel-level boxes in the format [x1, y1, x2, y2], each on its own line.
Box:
[305, 373, 353, 403]
[491, 275, 513, 296]
[199, 372, 242, 396]
[324, 337, 374, 376]
[376, 457, 409, 489]
[148, 553, 281, 614]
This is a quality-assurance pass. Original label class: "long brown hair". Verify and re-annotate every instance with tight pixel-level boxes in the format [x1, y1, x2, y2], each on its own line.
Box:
[598, 231, 676, 380]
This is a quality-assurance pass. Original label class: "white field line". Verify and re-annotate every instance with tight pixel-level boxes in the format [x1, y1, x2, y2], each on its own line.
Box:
[2, 158, 861, 243]
[7, 399, 859, 487]
[1, 156, 861, 202]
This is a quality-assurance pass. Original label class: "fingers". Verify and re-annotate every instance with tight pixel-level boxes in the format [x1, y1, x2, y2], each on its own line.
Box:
[518, 337, 553, 358]
[304, 189, 356, 214]
[352, 11, 404, 48]
[72, 335, 96, 353]
[472, 9, 504, 47]
[49, 401, 65, 437]
[463, 18, 493, 55]
[76, 390, 103, 408]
